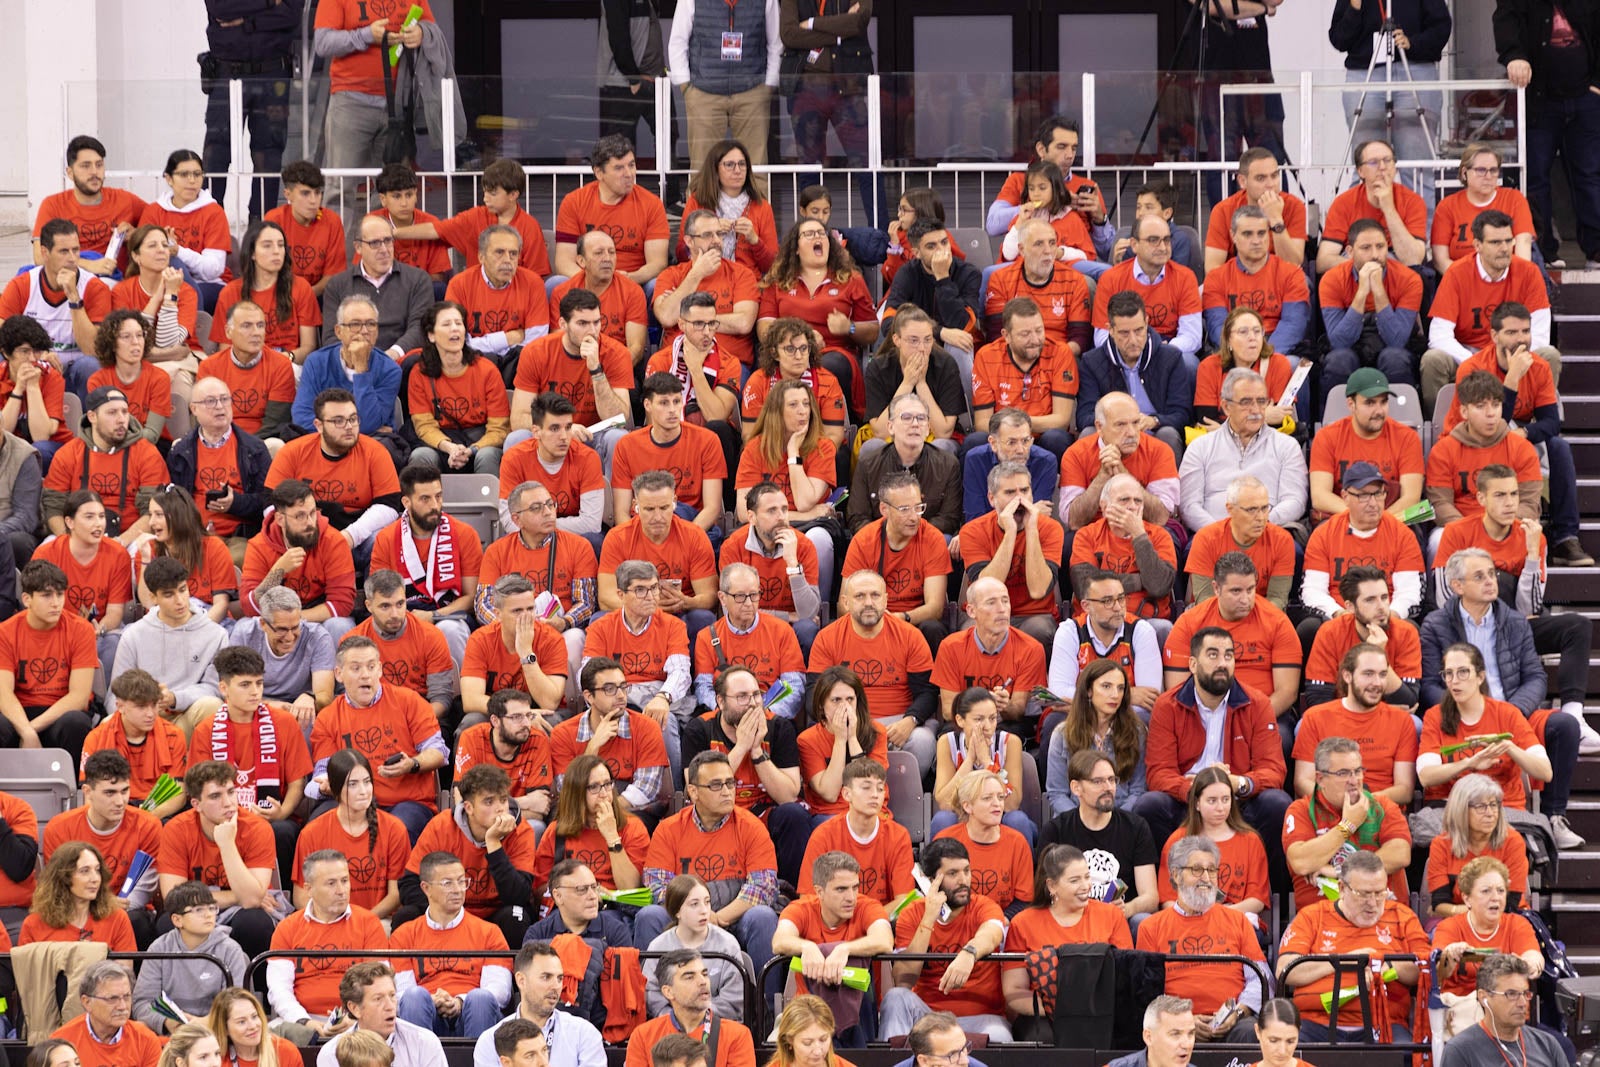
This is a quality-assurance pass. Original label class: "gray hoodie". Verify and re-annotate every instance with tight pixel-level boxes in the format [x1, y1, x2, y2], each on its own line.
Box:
[109, 609, 227, 713]
[131, 923, 249, 1031]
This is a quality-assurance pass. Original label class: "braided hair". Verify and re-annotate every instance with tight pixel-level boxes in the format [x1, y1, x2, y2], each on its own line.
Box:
[329, 748, 379, 854]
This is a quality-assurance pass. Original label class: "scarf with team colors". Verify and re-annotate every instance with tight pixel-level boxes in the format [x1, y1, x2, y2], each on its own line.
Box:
[210, 702, 280, 793]
[396, 508, 464, 608]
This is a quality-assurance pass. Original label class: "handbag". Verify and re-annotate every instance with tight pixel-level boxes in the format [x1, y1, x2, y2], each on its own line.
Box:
[380, 40, 417, 166]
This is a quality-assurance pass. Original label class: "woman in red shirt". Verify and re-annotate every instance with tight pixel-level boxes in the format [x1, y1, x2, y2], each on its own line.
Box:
[998, 161, 1095, 266]
[206, 988, 299, 1067]
[135, 486, 236, 624]
[407, 300, 511, 474]
[681, 139, 778, 276]
[797, 667, 887, 821]
[530, 753, 648, 901]
[743, 320, 849, 452]
[1193, 307, 1293, 428]
[1157, 765, 1270, 919]
[293, 749, 407, 917]
[1432, 856, 1543, 997]
[758, 221, 877, 415]
[210, 221, 319, 364]
[18, 841, 137, 951]
[737, 379, 837, 519]
[140, 150, 232, 302]
[88, 309, 172, 444]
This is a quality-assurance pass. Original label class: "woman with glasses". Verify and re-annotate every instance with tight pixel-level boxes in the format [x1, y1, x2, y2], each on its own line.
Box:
[796, 665, 886, 822]
[1432, 856, 1543, 997]
[1044, 658, 1146, 817]
[406, 300, 508, 475]
[209, 220, 320, 365]
[19, 841, 135, 950]
[134, 881, 250, 1033]
[1155, 765, 1269, 920]
[291, 748, 408, 917]
[679, 140, 778, 276]
[531, 753, 648, 906]
[133, 485, 237, 625]
[1418, 643, 1552, 811]
[88, 308, 170, 446]
[932, 688, 1035, 844]
[1003, 844, 1131, 1039]
[641, 874, 748, 1021]
[766, 994, 854, 1067]
[204, 988, 297, 1067]
[743, 318, 849, 451]
[1193, 307, 1293, 428]
[1426, 773, 1530, 918]
[1430, 144, 1536, 273]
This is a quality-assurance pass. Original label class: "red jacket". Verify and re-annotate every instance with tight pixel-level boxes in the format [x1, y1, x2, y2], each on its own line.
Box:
[1145, 678, 1286, 801]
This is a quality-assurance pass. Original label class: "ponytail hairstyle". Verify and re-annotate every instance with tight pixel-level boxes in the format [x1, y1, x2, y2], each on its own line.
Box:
[328, 748, 380, 854]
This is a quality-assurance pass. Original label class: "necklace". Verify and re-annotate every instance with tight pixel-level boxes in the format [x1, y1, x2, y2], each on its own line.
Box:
[1466, 910, 1501, 941]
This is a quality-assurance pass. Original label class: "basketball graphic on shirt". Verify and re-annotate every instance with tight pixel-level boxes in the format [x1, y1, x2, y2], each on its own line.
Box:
[88, 472, 124, 498]
[619, 650, 655, 677]
[382, 660, 411, 688]
[1146, 302, 1173, 332]
[78, 220, 111, 250]
[693, 853, 728, 882]
[1083, 847, 1121, 902]
[232, 387, 262, 414]
[65, 585, 98, 618]
[757, 573, 785, 605]
[298, 942, 346, 973]
[25, 656, 63, 686]
[348, 854, 379, 887]
[311, 477, 359, 504]
[197, 466, 231, 491]
[290, 244, 318, 274]
[885, 567, 914, 596]
[438, 396, 474, 425]
[969, 866, 1001, 898]
[1178, 933, 1217, 955]
[853, 659, 885, 686]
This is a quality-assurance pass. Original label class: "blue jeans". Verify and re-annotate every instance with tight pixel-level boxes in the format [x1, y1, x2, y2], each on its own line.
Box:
[674, 501, 724, 557]
[1321, 346, 1416, 411]
[397, 985, 502, 1039]
[1299, 1021, 1412, 1045]
[1527, 89, 1600, 261]
[1544, 435, 1581, 544]
[1135, 788, 1292, 889]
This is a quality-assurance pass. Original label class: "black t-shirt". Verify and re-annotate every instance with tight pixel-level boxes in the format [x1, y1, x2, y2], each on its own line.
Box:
[863, 348, 967, 424]
[680, 710, 801, 814]
[1038, 808, 1157, 902]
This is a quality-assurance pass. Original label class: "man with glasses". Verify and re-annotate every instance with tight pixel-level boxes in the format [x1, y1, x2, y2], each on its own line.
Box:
[959, 407, 1057, 523]
[968, 297, 1078, 463]
[849, 393, 962, 538]
[635, 751, 780, 976]
[862, 307, 964, 462]
[1308, 368, 1425, 521]
[654, 210, 761, 372]
[983, 219, 1094, 350]
[1091, 215, 1203, 372]
[842, 471, 953, 654]
[1441, 954, 1568, 1067]
[320, 215, 433, 360]
[1076, 301, 1192, 463]
[645, 292, 743, 497]
[1317, 222, 1423, 405]
[1041, 750, 1160, 914]
[167, 376, 274, 560]
[390, 851, 513, 1039]
[268, 850, 387, 1045]
[1300, 463, 1426, 649]
[902, 1012, 993, 1067]
[53, 961, 164, 1066]
[229, 585, 337, 733]
[692, 563, 805, 720]
[1061, 392, 1180, 534]
[445, 226, 552, 364]
[1278, 850, 1427, 1041]
[883, 219, 985, 378]
[550, 231, 648, 363]
[1046, 570, 1163, 763]
[551, 655, 670, 819]
[1317, 138, 1429, 273]
[197, 300, 298, 450]
[292, 296, 403, 439]
[1303, 567, 1424, 710]
[1136, 836, 1266, 1042]
[1293, 643, 1420, 806]
[1185, 475, 1294, 610]
[1283, 737, 1412, 911]
[1177, 368, 1307, 535]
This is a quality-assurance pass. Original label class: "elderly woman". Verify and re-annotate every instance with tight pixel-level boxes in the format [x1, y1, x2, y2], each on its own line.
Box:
[1432, 856, 1543, 997]
[1426, 772, 1531, 917]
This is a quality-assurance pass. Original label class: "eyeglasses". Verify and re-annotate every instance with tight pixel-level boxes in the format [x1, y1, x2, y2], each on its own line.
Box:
[1467, 166, 1502, 177]
[1346, 489, 1386, 502]
[1182, 866, 1220, 878]
[1440, 667, 1479, 682]
[588, 682, 628, 697]
[895, 412, 930, 425]
[1083, 593, 1128, 607]
[194, 396, 232, 409]
[517, 500, 559, 514]
[884, 501, 927, 516]
[1139, 235, 1172, 245]
[427, 878, 469, 891]
[339, 321, 380, 332]
[1318, 767, 1365, 780]
[1082, 775, 1119, 788]
[695, 778, 739, 793]
[1342, 887, 1389, 902]
[725, 691, 763, 706]
[1359, 155, 1397, 168]
[923, 1042, 973, 1065]
[260, 619, 302, 638]
[586, 780, 615, 793]
[87, 994, 133, 1006]
[320, 415, 360, 429]
[626, 584, 661, 598]
[557, 881, 600, 895]
[1470, 801, 1503, 813]
[723, 591, 760, 603]
[1484, 989, 1534, 1002]
[720, 159, 749, 170]
[359, 236, 396, 247]
[499, 711, 539, 724]
[687, 230, 718, 241]
[683, 319, 721, 333]
[179, 903, 220, 917]
[778, 343, 811, 356]
[1227, 396, 1270, 408]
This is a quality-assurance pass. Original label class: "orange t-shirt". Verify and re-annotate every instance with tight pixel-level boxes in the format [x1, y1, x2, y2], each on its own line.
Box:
[1303, 512, 1425, 590]
[308, 687, 443, 810]
[958, 511, 1066, 620]
[680, 193, 778, 274]
[1321, 182, 1428, 249]
[796, 722, 889, 817]
[779, 895, 891, 994]
[131, 537, 236, 604]
[444, 266, 551, 341]
[1436, 516, 1545, 585]
[797, 814, 915, 903]
[1206, 189, 1309, 257]
[1156, 829, 1270, 908]
[1282, 792, 1411, 909]
[549, 273, 647, 350]
[1317, 258, 1423, 318]
[406, 357, 512, 436]
[1425, 829, 1530, 910]
[291, 808, 411, 911]
[599, 516, 717, 598]
[1431, 189, 1536, 263]
[983, 259, 1092, 347]
[51, 1014, 165, 1067]
[930, 627, 1047, 701]
[1429, 256, 1550, 351]
[33, 535, 133, 624]
[498, 440, 604, 519]
[0, 611, 97, 709]
[432, 205, 551, 276]
[241, 520, 357, 616]
[612, 423, 728, 507]
[1090, 259, 1202, 338]
[454, 721, 552, 798]
[137, 200, 230, 270]
[1200, 256, 1309, 333]
[45, 437, 171, 533]
[554, 182, 670, 274]
[531, 818, 651, 898]
[360, 619, 472, 698]
[1163, 597, 1300, 698]
[932, 822, 1034, 909]
[0, 357, 71, 443]
[462, 620, 568, 694]
[691, 615, 804, 694]
[1193, 351, 1294, 412]
[970, 337, 1078, 422]
[1059, 432, 1179, 496]
[1425, 431, 1542, 520]
[893, 895, 1008, 1015]
[1304, 614, 1422, 686]
[653, 258, 762, 365]
[581, 612, 688, 684]
[196, 346, 298, 435]
[1068, 517, 1179, 619]
[158, 807, 276, 888]
[265, 434, 402, 513]
[1004, 901, 1131, 988]
[407, 809, 539, 918]
[315, 0, 437, 96]
[1308, 416, 1426, 488]
[1136, 903, 1265, 1014]
[1419, 699, 1542, 808]
[718, 525, 819, 615]
[367, 520, 485, 606]
[42, 805, 163, 897]
[842, 520, 953, 614]
[1184, 520, 1296, 596]
[34, 189, 147, 260]
[624, 1015, 756, 1067]
[209, 279, 322, 352]
[643, 804, 778, 884]
[184, 433, 246, 537]
[1281, 898, 1429, 1028]
[372, 207, 453, 275]
[741, 366, 847, 426]
[734, 436, 834, 507]
[478, 529, 597, 611]
[1441, 344, 1560, 433]
[1292, 700, 1420, 795]
[1432, 911, 1541, 997]
[0, 793, 36, 907]
[110, 275, 202, 352]
[807, 616, 934, 722]
[263, 206, 348, 287]
[268, 905, 389, 1013]
[389, 910, 510, 995]
[512, 330, 634, 426]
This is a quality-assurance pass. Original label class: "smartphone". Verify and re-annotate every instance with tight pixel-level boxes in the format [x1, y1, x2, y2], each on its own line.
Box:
[383, 752, 407, 766]
[205, 488, 227, 502]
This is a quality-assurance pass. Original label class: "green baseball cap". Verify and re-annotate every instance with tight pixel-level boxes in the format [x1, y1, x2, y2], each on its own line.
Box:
[1345, 367, 1393, 398]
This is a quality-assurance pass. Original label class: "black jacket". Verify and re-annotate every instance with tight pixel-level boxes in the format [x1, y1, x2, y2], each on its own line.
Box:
[884, 258, 984, 336]
[203, 0, 302, 64]
[1074, 335, 1194, 434]
[1495, 0, 1600, 92]
[165, 423, 273, 539]
[1330, 0, 1452, 68]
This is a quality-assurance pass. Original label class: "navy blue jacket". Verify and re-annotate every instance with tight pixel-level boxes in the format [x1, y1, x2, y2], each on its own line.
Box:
[1330, 0, 1452, 68]
[1074, 335, 1194, 434]
[1419, 594, 1546, 714]
[165, 423, 273, 539]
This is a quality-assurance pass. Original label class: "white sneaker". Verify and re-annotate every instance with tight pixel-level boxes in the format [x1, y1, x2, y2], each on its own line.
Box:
[1551, 814, 1586, 850]
[1573, 709, 1600, 755]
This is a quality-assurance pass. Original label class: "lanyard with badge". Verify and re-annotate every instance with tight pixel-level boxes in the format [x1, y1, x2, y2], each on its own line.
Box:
[721, 0, 743, 61]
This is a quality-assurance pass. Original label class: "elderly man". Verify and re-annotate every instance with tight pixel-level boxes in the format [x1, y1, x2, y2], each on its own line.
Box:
[1060, 392, 1180, 532]
[1185, 475, 1295, 609]
[229, 585, 336, 736]
[959, 461, 1063, 646]
[550, 230, 648, 363]
[983, 218, 1093, 350]
[1075, 292, 1193, 460]
[1091, 214, 1203, 371]
[1164, 553, 1301, 718]
[165, 375, 273, 562]
[1283, 736, 1412, 910]
[52, 961, 165, 1065]
[842, 470, 953, 654]
[1136, 836, 1266, 1042]
[1278, 850, 1428, 1042]
[320, 214, 433, 359]
[691, 562, 805, 719]
[1105, 996, 1197, 1067]
[961, 408, 1058, 521]
[1440, 955, 1569, 1067]
[1068, 472, 1179, 622]
[444, 225, 551, 363]
[1308, 368, 1426, 521]
[293, 295, 403, 437]
[862, 306, 965, 458]
[1301, 463, 1426, 647]
[1178, 368, 1307, 534]
[1201, 205, 1311, 352]
[930, 577, 1047, 726]
[848, 392, 963, 537]
[197, 300, 298, 449]
[1316, 138, 1429, 273]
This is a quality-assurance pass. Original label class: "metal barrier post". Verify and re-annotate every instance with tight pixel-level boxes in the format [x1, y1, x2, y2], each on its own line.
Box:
[1082, 73, 1097, 170]
[656, 76, 675, 202]
[229, 79, 247, 221]
[442, 78, 458, 177]
[1300, 70, 1315, 181]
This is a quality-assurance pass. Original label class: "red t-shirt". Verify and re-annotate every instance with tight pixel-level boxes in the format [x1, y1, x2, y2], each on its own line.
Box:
[549, 272, 647, 351]
[1303, 614, 1422, 685]
[970, 337, 1078, 422]
[930, 627, 1048, 702]
[797, 813, 914, 902]
[581, 611, 689, 685]
[0, 611, 97, 709]
[1292, 699, 1420, 794]
[1317, 258, 1423, 318]
[841, 520, 953, 614]
[32, 535, 133, 624]
[1206, 189, 1308, 257]
[612, 424, 728, 508]
[1163, 597, 1300, 698]
[1441, 344, 1561, 433]
[1194, 351, 1294, 412]
[741, 366, 847, 427]
[1431, 189, 1536, 263]
[779, 894, 891, 994]
[1090, 259, 1201, 338]
[498, 440, 604, 519]
[893, 895, 1008, 1015]
[315, 0, 437, 96]
[34, 189, 147, 260]
[78, 710, 188, 800]
[263, 206, 348, 287]
[210, 279, 322, 352]
[734, 436, 834, 507]
[1068, 518, 1179, 619]
[292, 807, 411, 911]
[1136, 903, 1264, 1013]
[807, 616, 934, 722]
[1436, 516, 1545, 584]
[983, 259, 1092, 347]
[958, 510, 1066, 619]
[512, 331, 634, 427]
[158, 808, 276, 889]
[1156, 829, 1270, 908]
[1321, 182, 1428, 248]
[554, 183, 669, 274]
[372, 206, 453, 275]
[599, 516, 717, 598]
[1425, 431, 1542, 520]
[308, 687, 443, 810]
[718, 525, 819, 615]
[1200, 256, 1309, 333]
[196, 346, 298, 435]
[110, 275, 202, 352]
[1429, 256, 1550, 351]
[444, 267, 551, 342]
[1419, 698, 1542, 808]
[462, 620, 567, 695]
[1184, 520, 1296, 596]
[1308, 416, 1426, 489]
[407, 808, 539, 918]
[42, 804, 163, 893]
[653, 258, 762, 366]
[1282, 791, 1411, 909]
[1303, 512, 1425, 591]
[931, 821, 1034, 909]
[432, 206, 552, 276]
[757, 273, 876, 356]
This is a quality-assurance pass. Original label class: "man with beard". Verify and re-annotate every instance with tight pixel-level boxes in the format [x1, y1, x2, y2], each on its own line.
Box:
[1200, 205, 1310, 351]
[472, 941, 603, 1067]
[798, 758, 916, 905]
[842, 471, 953, 654]
[600, 470, 719, 637]
[454, 690, 553, 818]
[370, 465, 483, 667]
[773, 851, 894, 1015]
[165, 375, 274, 559]
[550, 655, 670, 817]
[1136, 837, 1266, 1043]
[444, 226, 551, 362]
[883, 837, 1010, 1041]
[497, 393, 606, 553]
[930, 577, 1046, 727]
[809, 571, 939, 775]
[968, 297, 1077, 462]
[960, 407, 1057, 521]
[1441, 955, 1569, 1067]
[270, 387, 403, 563]
[526, 857, 633, 948]
[624, 951, 757, 1067]
[1163, 554, 1301, 718]
[196, 300, 299, 449]
[692, 563, 805, 720]
[243, 480, 358, 642]
[352, 570, 457, 722]
[1301, 463, 1425, 640]
[1184, 476, 1295, 609]
[849, 393, 962, 538]
[33, 137, 146, 275]
[983, 220, 1093, 351]
[461, 574, 569, 730]
[654, 211, 762, 372]
[1309, 369, 1425, 521]
[550, 231, 648, 362]
[719, 482, 821, 655]
[1137, 628, 1290, 882]
[1283, 737, 1412, 912]
[1304, 567, 1422, 709]
[1039, 750, 1160, 922]
[268, 850, 386, 1044]
[293, 297, 404, 435]
[1293, 644, 1419, 805]
[229, 585, 337, 732]
[612, 372, 726, 550]
[682, 665, 809, 883]
[1060, 392, 1180, 532]
[1091, 216, 1203, 371]
[1278, 850, 1427, 1041]
[390, 852, 513, 1039]
[42, 385, 169, 543]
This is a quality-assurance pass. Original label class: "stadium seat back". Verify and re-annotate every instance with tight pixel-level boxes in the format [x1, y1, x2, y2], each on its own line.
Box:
[440, 473, 501, 543]
[0, 748, 78, 827]
[886, 749, 929, 844]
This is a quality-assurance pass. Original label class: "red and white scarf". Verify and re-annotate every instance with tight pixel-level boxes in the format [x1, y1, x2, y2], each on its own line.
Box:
[666, 335, 726, 413]
[395, 509, 465, 608]
[209, 703, 280, 805]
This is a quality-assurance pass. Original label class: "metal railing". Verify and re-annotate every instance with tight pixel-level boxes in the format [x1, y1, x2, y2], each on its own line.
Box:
[1278, 952, 1431, 1047]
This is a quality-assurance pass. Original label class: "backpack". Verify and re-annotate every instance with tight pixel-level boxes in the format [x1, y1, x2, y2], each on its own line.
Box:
[550, 933, 647, 1044]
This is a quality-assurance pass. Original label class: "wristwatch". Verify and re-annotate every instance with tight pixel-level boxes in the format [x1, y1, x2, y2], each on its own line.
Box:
[751, 753, 771, 766]
[407, 756, 421, 774]
[67, 300, 83, 310]
[522, 653, 539, 666]
[1270, 222, 1287, 234]
[785, 565, 804, 576]
[608, 840, 625, 853]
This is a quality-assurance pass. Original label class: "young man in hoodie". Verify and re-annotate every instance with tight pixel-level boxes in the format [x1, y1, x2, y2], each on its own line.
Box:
[131, 880, 249, 1033]
[397, 764, 537, 949]
[111, 556, 228, 739]
[242, 479, 359, 644]
[1424, 370, 1543, 562]
[41, 384, 170, 545]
